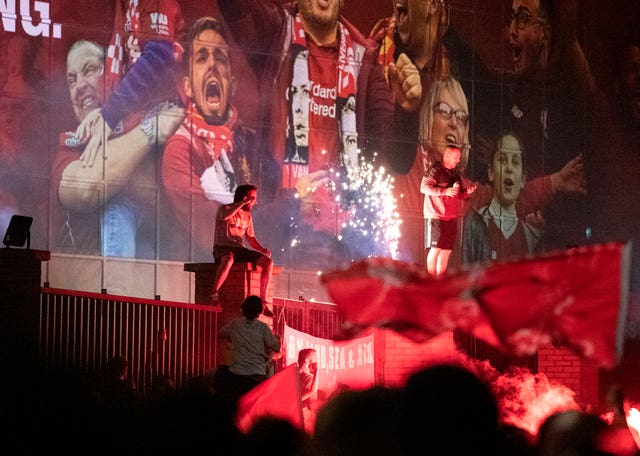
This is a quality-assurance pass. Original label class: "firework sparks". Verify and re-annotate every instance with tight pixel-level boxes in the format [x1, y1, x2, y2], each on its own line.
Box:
[333, 154, 402, 259]
[284, 153, 402, 265]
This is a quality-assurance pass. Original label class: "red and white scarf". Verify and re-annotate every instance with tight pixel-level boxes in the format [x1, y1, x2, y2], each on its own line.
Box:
[291, 14, 358, 102]
[183, 102, 236, 162]
[285, 14, 361, 175]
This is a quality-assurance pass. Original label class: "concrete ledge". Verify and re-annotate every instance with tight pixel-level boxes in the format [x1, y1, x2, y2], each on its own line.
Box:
[184, 262, 281, 274]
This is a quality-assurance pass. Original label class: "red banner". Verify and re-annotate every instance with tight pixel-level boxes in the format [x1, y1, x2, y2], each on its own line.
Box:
[235, 325, 376, 433]
[321, 242, 631, 368]
[236, 364, 304, 433]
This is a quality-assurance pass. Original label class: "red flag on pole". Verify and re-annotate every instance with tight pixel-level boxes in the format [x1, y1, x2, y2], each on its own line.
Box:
[320, 242, 630, 368]
[105, 0, 125, 94]
[236, 364, 304, 433]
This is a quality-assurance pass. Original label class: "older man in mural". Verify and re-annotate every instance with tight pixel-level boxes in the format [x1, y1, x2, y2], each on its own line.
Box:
[217, 0, 421, 269]
[160, 16, 270, 261]
[53, 40, 184, 260]
[74, 0, 184, 168]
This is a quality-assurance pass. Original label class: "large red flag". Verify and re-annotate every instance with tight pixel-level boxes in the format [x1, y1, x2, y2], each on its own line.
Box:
[320, 242, 630, 368]
[236, 364, 304, 433]
[474, 242, 631, 368]
[320, 256, 496, 343]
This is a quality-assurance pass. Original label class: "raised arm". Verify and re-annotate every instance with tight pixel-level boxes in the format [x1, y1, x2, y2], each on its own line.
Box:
[60, 102, 184, 212]
[217, 0, 287, 72]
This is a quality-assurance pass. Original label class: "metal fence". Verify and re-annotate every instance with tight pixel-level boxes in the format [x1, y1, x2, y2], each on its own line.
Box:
[272, 297, 343, 340]
[39, 288, 220, 395]
[38, 288, 341, 396]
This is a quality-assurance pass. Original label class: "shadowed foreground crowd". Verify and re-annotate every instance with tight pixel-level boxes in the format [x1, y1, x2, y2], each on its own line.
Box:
[6, 355, 640, 456]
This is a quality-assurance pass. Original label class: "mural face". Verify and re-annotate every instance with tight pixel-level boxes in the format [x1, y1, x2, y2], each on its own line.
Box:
[0, 0, 639, 305]
[66, 42, 105, 123]
[289, 51, 311, 149]
[489, 134, 525, 210]
[431, 97, 469, 154]
[508, 0, 549, 76]
[184, 28, 233, 121]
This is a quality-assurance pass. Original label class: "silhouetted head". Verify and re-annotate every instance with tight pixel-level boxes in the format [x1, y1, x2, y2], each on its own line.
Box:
[313, 386, 404, 456]
[241, 295, 264, 320]
[245, 416, 311, 455]
[401, 363, 499, 455]
[106, 355, 128, 380]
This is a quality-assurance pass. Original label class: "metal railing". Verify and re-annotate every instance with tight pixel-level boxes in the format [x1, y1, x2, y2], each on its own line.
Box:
[272, 298, 343, 340]
[38, 288, 341, 396]
[39, 288, 221, 395]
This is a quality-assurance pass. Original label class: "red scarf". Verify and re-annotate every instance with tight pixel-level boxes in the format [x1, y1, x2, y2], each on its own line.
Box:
[184, 102, 237, 162]
[282, 14, 361, 188]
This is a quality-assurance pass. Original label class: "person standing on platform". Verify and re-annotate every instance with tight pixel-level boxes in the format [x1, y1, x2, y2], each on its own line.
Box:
[217, 0, 421, 269]
[210, 184, 274, 316]
[421, 144, 476, 275]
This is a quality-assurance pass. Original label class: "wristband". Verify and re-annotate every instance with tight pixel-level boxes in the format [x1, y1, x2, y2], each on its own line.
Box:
[140, 116, 156, 145]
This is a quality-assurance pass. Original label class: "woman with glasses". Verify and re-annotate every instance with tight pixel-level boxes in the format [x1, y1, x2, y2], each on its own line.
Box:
[418, 76, 471, 172]
[417, 76, 585, 274]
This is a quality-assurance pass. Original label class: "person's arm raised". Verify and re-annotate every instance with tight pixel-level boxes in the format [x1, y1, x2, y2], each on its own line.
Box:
[59, 102, 184, 212]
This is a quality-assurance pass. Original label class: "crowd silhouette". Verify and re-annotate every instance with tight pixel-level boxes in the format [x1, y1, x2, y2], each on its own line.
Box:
[7, 351, 640, 455]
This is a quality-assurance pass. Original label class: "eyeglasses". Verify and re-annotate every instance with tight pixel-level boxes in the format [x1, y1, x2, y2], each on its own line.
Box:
[508, 10, 547, 30]
[433, 101, 469, 126]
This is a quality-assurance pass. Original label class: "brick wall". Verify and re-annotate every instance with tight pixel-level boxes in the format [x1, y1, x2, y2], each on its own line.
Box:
[373, 329, 475, 387]
[375, 333, 598, 409]
[538, 345, 600, 409]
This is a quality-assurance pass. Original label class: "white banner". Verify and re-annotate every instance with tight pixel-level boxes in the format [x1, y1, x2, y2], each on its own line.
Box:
[283, 324, 375, 392]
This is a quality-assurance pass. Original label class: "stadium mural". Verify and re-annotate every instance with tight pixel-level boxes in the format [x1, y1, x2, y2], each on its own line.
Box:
[1, 0, 639, 316]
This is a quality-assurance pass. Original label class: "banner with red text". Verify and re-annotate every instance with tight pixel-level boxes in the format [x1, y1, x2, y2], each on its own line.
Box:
[284, 324, 375, 392]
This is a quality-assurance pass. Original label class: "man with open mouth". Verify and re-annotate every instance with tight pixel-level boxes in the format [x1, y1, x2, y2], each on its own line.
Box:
[218, 0, 420, 269]
[161, 17, 271, 262]
[503, 0, 596, 253]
